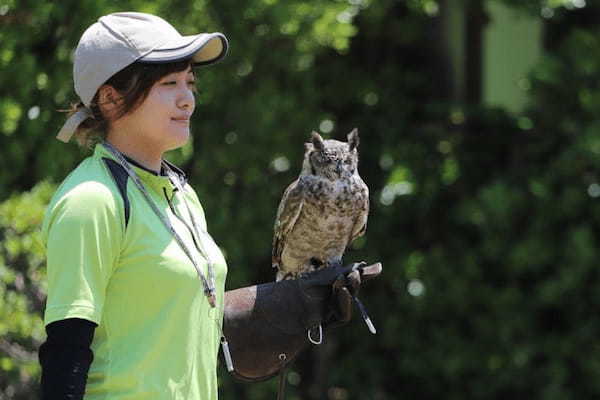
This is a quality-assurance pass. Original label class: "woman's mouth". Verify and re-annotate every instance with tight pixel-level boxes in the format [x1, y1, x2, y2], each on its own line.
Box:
[171, 118, 190, 125]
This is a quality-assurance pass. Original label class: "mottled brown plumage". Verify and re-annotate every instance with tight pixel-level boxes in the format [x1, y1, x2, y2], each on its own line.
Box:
[272, 128, 369, 281]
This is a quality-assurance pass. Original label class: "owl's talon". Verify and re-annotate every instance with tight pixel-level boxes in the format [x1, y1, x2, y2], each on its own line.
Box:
[310, 257, 325, 270]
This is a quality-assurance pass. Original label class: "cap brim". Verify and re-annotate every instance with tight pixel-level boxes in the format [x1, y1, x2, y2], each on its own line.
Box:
[139, 32, 228, 66]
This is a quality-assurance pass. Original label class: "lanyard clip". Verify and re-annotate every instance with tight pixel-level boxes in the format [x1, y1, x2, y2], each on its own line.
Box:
[207, 292, 216, 308]
[221, 336, 234, 372]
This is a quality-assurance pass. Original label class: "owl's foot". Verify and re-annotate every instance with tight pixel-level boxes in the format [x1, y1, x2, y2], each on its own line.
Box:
[310, 257, 326, 270]
[294, 258, 326, 278]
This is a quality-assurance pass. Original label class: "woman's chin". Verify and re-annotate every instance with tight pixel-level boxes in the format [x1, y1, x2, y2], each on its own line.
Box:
[165, 130, 190, 151]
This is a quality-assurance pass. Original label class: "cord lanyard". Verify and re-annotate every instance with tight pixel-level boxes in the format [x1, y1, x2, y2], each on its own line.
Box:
[102, 141, 217, 308]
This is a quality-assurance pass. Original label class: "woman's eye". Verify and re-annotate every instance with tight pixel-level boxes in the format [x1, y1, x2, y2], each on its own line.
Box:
[162, 81, 176, 85]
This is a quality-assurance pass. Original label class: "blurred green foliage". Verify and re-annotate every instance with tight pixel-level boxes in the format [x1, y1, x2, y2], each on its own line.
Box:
[0, 182, 52, 398]
[2, 0, 600, 399]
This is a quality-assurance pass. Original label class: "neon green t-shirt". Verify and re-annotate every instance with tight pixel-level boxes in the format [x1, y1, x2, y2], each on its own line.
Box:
[42, 144, 227, 399]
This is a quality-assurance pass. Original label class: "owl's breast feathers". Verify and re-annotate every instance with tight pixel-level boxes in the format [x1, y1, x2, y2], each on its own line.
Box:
[272, 174, 369, 279]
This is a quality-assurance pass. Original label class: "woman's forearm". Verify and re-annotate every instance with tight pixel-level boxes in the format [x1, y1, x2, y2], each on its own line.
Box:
[39, 318, 96, 400]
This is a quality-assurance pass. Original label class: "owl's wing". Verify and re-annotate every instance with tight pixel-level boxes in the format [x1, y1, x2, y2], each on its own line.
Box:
[272, 178, 306, 269]
[350, 180, 369, 243]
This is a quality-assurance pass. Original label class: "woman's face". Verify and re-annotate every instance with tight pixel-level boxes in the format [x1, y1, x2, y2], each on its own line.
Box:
[113, 66, 196, 154]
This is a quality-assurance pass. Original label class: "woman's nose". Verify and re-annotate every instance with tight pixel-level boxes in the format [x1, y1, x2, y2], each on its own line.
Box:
[177, 84, 195, 111]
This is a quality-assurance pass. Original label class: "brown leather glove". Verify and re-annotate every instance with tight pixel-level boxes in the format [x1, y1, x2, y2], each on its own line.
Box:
[222, 262, 382, 382]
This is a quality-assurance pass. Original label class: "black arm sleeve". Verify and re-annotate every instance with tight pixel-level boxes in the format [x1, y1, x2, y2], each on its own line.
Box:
[39, 318, 97, 400]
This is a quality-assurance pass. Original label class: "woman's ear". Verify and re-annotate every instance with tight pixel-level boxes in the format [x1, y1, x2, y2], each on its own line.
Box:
[97, 85, 120, 120]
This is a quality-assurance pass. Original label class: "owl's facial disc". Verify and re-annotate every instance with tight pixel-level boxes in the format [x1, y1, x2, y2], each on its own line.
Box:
[308, 139, 358, 180]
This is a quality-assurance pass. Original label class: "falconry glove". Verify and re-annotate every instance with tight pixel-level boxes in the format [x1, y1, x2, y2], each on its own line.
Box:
[222, 262, 381, 381]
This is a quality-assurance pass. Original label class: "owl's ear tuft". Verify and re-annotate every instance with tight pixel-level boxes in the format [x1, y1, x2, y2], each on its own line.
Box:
[311, 131, 325, 151]
[347, 128, 359, 151]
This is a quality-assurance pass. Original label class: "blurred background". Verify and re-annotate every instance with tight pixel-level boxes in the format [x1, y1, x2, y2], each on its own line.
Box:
[1, 0, 600, 398]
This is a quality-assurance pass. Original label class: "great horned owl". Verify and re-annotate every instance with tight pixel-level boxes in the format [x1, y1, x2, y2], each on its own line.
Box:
[272, 128, 369, 281]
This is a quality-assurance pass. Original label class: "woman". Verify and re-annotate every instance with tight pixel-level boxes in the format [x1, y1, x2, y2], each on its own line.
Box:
[40, 11, 371, 400]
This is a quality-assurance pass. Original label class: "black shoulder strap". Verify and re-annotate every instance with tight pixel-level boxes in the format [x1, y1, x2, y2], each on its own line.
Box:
[102, 157, 131, 228]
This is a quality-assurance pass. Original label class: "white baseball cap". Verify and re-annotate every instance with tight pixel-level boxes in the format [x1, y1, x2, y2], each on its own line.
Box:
[57, 12, 229, 143]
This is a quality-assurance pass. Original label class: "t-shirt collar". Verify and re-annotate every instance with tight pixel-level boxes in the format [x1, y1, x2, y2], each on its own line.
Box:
[94, 144, 187, 197]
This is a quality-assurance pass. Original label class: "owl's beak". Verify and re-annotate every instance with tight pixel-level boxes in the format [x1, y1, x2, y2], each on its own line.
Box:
[336, 161, 342, 175]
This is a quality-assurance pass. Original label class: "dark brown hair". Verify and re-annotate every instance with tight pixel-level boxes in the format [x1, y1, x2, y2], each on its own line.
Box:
[69, 58, 194, 148]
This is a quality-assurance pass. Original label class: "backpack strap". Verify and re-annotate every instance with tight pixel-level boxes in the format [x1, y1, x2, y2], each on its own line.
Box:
[102, 157, 131, 228]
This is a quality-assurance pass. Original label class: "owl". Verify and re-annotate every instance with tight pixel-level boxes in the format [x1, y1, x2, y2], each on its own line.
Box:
[272, 128, 369, 281]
